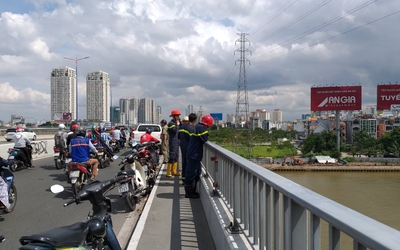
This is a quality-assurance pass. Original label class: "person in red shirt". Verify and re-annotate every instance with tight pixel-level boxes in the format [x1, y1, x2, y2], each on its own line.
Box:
[140, 128, 160, 144]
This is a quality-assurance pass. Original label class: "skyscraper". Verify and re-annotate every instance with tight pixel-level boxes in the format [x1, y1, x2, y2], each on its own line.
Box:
[128, 98, 139, 125]
[86, 70, 110, 122]
[272, 109, 283, 123]
[138, 98, 157, 123]
[119, 98, 130, 124]
[50, 66, 76, 121]
[186, 104, 194, 115]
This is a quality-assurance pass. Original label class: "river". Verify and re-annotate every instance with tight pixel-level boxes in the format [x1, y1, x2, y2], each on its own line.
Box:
[278, 171, 400, 248]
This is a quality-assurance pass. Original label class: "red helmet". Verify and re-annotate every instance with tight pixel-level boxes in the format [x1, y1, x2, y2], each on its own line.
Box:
[16, 126, 23, 132]
[170, 109, 181, 117]
[200, 115, 214, 127]
[72, 124, 79, 131]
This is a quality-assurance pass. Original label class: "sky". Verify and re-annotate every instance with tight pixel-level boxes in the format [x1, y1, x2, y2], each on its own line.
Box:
[0, 0, 399, 123]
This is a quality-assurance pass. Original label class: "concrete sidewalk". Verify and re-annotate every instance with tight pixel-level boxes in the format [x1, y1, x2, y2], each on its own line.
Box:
[128, 165, 216, 250]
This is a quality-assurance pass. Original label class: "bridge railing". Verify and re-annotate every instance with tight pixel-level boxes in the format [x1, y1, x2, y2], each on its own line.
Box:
[203, 142, 400, 250]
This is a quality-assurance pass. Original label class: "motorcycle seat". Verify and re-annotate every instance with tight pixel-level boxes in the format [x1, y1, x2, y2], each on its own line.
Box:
[19, 221, 89, 247]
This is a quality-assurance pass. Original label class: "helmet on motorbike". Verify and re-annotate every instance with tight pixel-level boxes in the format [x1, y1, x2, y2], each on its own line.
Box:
[16, 126, 23, 132]
[11, 151, 18, 156]
[146, 128, 152, 134]
[170, 109, 181, 117]
[91, 125, 97, 131]
[102, 126, 107, 131]
[72, 124, 79, 131]
[200, 115, 214, 127]
[76, 127, 86, 137]
[58, 124, 65, 130]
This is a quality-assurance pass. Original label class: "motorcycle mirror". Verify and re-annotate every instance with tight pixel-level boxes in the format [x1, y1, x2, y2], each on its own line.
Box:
[50, 184, 64, 194]
[113, 155, 119, 160]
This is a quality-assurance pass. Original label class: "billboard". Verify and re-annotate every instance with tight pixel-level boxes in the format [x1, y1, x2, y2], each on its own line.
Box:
[210, 113, 223, 121]
[54, 112, 72, 122]
[310, 86, 362, 111]
[377, 84, 400, 110]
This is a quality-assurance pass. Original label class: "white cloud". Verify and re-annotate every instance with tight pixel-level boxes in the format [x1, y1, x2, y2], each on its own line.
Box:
[0, 0, 399, 121]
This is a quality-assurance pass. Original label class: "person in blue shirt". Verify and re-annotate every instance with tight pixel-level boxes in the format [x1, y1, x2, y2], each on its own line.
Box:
[100, 126, 111, 147]
[68, 127, 99, 181]
[179, 113, 197, 185]
[184, 115, 214, 198]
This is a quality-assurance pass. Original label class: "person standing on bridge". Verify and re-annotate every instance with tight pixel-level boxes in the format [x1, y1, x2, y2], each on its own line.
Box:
[166, 109, 181, 178]
[160, 119, 169, 166]
[184, 115, 214, 198]
[179, 113, 197, 185]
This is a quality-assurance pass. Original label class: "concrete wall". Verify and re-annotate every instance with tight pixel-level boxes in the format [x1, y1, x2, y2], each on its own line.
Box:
[0, 140, 54, 160]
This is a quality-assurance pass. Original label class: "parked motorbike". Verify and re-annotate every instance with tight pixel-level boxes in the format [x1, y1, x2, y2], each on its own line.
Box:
[19, 169, 135, 250]
[53, 146, 67, 170]
[118, 153, 148, 211]
[0, 165, 17, 213]
[135, 142, 160, 188]
[7, 147, 32, 172]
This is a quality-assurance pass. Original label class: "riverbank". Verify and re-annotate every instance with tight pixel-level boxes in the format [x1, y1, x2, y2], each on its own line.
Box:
[264, 165, 400, 172]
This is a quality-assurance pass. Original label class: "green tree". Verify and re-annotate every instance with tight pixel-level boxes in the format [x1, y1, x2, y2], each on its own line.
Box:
[378, 127, 400, 157]
[302, 131, 339, 155]
[352, 130, 377, 157]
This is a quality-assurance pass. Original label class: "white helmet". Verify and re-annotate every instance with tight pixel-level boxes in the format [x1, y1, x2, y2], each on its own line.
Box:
[58, 124, 66, 130]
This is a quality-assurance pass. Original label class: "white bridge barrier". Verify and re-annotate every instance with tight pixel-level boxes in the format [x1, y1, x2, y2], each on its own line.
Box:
[0, 140, 54, 160]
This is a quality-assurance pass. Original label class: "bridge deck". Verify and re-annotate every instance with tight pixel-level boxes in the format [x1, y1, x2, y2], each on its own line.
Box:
[128, 165, 216, 250]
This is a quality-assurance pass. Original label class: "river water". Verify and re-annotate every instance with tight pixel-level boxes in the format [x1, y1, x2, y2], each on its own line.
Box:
[278, 171, 400, 248]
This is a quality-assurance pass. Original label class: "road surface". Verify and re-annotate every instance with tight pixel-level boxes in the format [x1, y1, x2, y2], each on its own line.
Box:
[0, 148, 141, 249]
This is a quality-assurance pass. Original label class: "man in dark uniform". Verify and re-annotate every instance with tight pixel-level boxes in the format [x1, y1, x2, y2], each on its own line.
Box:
[184, 114, 214, 198]
[179, 113, 197, 185]
[167, 109, 181, 177]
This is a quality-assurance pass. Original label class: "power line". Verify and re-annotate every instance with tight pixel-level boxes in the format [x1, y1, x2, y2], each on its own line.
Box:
[252, 9, 400, 66]
[252, 0, 332, 47]
[251, 0, 377, 61]
[249, 0, 299, 37]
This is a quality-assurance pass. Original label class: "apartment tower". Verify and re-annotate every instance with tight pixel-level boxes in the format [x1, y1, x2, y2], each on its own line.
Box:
[86, 70, 110, 122]
[50, 66, 76, 121]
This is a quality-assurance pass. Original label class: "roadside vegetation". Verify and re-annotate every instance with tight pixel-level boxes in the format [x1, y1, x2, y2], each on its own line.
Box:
[209, 126, 400, 160]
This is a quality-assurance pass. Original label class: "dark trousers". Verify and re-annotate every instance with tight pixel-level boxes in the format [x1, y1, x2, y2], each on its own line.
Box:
[168, 143, 179, 163]
[181, 151, 187, 178]
[184, 158, 201, 185]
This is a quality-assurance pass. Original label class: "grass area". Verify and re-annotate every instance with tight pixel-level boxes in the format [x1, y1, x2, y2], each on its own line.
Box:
[223, 145, 298, 158]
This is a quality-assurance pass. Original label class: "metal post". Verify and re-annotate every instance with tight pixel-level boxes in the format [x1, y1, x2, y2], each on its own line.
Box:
[336, 110, 340, 152]
[64, 56, 89, 123]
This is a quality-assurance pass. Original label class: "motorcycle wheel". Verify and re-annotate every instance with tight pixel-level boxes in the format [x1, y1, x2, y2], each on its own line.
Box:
[125, 184, 137, 211]
[71, 174, 83, 196]
[5, 183, 17, 213]
[55, 159, 63, 169]
[10, 163, 17, 172]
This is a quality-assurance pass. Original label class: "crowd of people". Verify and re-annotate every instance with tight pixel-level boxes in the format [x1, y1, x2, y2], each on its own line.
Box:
[162, 109, 214, 199]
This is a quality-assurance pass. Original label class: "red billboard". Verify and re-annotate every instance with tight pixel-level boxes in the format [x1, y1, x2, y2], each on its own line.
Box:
[310, 86, 362, 111]
[377, 84, 400, 110]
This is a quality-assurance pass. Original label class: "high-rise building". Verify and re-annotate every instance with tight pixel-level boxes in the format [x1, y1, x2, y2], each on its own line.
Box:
[186, 105, 194, 115]
[86, 71, 110, 122]
[156, 106, 162, 123]
[138, 98, 157, 123]
[250, 109, 270, 128]
[50, 66, 76, 121]
[272, 109, 283, 123]
[128, 98, 139, 125]
[119, 98, 130, 125]
[111, 106, 121, 124]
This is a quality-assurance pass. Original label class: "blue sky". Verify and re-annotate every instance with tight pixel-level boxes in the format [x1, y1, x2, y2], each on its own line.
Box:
[0, 0, 399, 123]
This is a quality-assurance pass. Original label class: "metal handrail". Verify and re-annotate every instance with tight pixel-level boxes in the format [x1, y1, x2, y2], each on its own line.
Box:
[203, 142, 400, 250]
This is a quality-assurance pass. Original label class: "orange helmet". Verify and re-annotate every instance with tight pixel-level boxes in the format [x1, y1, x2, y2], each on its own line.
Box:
[200, 115, 214, 127]
[170, 109, 181, 117]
